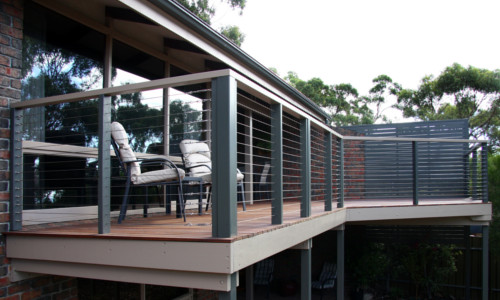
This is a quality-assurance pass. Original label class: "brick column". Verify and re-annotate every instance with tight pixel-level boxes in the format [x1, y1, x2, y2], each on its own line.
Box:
[0, 2, 79, 299]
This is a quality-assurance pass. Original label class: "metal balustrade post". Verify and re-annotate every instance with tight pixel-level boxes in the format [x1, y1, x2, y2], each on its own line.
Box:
[98, 95, 111, 234]
[211, 75, 237, 238]
[472, 149, 478, 200]
[481, 143, 488, 203]
[412, 141, 419, 205]
[325, 132, 333, 211]
[338, 138, 344, 209]
[300, 118, 311, 218]
[271, 103, 283, 224]
[10, 108, 23, 231]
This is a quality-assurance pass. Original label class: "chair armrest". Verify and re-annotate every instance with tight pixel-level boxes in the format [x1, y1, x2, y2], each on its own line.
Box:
[184, 164, 212, 171]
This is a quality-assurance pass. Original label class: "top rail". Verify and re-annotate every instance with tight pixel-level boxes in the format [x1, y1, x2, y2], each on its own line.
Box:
[11, 69, 232, 109]
[343, 135, 488, 144]
[12, 68, 489, 145]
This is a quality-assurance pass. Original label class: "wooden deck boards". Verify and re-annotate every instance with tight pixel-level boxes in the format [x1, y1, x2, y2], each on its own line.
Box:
[8, 198, 481, 242]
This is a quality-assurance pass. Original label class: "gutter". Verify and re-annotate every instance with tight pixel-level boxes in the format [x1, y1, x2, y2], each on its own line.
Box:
[147, 0, 330, 123]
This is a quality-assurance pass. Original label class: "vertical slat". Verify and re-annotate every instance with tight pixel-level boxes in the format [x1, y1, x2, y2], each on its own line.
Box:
[325, 132, 333, 211]
[412, 141, 419, 205]
[482, 225, 489, 300]
[481, 143, 488, 203]
[338, 138, 344, 209]
[300, 118, 311, 218]
[211, 75, 237, 238]
[337, 228, 345, 300]
[271, 103, 283, 224]
[300, 241, 312, 300]
[10, 108, 23, 231]
[98, 95, 111, 234]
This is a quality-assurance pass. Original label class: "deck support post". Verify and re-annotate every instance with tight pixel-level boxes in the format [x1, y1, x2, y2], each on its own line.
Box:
[211, 75, 238, 238]
[271, 103, 283, 224]
[325, 132, 333, 211]
[219, 273, 237, 300]
[481, 143, 488, 203]
[300, 239, 312, 300]
[482, 225, 489, 300]
[412, 141, 419, 205]
[98, 95, 111, 234]
[246, 265, 254, 300]
[10, 108, 23, 231]
[465, 226, 471, 300]
[338, 138, 344, 208]
[337, 227, 345, 300]
[300, 119, 311, 218]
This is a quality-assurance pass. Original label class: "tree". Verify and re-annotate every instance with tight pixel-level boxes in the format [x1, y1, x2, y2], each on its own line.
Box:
[285, 72, 374, 126]
[394, 63, 500, 150]
[175, 0, 247, 46]
[219, 25, 245, 46]
[176, 0, 245, 24]
[489, 153, 500, 258]
[365, 74, 401, 123]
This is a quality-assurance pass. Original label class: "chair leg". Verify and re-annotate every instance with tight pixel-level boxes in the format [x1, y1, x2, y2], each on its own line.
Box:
[205, 186, 212, 211]
[143, 187, 148, 218]
[198, 181, 203, 215]
[165, 185, 171, 215]
[118, 176, 132, 224]
[177, 184, 186, 222]
[238, 182, 246, 211]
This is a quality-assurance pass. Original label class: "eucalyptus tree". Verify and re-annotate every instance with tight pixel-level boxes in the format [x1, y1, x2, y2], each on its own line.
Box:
[394, 63, 500, 150]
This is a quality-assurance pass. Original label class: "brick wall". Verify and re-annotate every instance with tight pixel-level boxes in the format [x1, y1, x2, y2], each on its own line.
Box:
[0, 1, 79, 299]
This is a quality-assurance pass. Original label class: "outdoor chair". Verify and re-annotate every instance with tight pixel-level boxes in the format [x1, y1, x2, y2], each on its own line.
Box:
[254, 258, 274, 299]
[311, 261, 337, 300]
[111, 122, 186, 223]
[179, 139, 246, 212]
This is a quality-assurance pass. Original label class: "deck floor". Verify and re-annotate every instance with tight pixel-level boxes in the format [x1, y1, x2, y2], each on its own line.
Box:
[10, 198, 480, 242]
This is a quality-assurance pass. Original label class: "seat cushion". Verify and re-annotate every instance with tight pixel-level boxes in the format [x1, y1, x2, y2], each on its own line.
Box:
[132, 168, 185, 185]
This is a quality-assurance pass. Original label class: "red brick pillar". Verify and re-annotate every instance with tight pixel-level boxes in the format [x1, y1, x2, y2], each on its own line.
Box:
[0, 1, 78, 299]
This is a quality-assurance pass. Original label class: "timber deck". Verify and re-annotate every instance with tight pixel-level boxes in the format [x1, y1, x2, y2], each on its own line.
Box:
[6, 198, 483, 242]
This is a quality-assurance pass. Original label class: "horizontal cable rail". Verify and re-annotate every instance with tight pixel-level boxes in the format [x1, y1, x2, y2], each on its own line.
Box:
[11, 70, 490, 236]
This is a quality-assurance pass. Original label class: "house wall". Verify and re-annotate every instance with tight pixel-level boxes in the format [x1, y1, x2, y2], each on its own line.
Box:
[0, 1, 80, 299]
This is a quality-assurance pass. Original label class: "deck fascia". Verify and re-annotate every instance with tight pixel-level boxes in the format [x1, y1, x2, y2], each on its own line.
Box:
[5, 202, 492, 290]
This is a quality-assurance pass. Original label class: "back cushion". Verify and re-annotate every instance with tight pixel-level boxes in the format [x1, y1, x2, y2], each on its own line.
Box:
[111, 122, 129, 148]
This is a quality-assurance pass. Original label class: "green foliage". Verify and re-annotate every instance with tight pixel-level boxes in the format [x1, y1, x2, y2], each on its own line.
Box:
[219, 25, 245, 46]
[175, 0, 246, 24]
[394, 63, 500, 150]
[366, 74, 401, 122]
[399, 243, 460, 298]
[285, 71, 374, 126]
[352, 243, 389, 289]
[489, 153, 500, 258]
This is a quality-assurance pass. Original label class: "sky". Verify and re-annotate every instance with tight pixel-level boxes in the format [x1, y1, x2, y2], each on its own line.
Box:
[210, 0, 500, 121]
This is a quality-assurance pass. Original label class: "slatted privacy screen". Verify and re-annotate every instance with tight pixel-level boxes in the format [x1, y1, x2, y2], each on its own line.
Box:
[342, 120, 480, 201]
